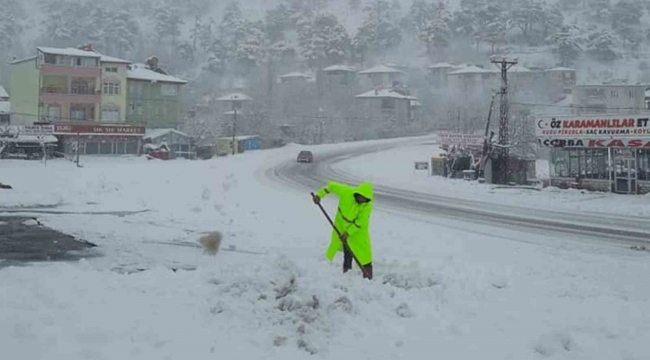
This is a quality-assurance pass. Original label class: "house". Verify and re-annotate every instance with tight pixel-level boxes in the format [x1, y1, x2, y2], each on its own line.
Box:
[354, 88, 418, 139]
[357, 65, 404, 92]
[321, 65, 357, 92]
[571, 82, 647, 115]
[143, 128, 194, 159]
[447, 65, 498, 99]
[126, 57, 188, 129]
[544, 67, 577, 92]
[9, 46, 148, 155]
[215, 135, 260, 156]
[0, 86, 10, 125]
[426, 62, 455, 88]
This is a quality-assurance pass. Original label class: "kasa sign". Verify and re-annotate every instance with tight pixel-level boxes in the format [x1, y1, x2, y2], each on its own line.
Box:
[539, 138, 650, 148]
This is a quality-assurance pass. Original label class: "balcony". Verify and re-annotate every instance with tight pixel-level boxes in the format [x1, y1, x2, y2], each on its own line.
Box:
[40, 64, 101, 78]
[40, 86, 101, 105]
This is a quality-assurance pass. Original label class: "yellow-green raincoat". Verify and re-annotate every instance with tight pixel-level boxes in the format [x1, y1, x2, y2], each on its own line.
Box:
[316, 181, 374, 265]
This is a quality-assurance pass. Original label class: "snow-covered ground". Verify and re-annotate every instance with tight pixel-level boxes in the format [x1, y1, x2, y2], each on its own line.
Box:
[1, 141, 650, 359]
[333, 143, 650, 218]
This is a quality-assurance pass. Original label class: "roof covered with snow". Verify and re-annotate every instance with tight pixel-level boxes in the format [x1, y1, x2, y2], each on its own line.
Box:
[323, 65, 356, 72]
[509, 64, 533, 73]
[10, 56, 36, 65]
[448, 65, 495, 75]
[427, 62, 454, 69]
[216, 93, 252, 102]
[97, 54, 131, 64]
[358, 65, 403, 75]
[127, 64, 187, 84]
[0, 134, 58, 143]
[0, 86, 8, 99]
[355, 88, 418, 100]
[37, 47, 101, 58]
[144, 128, 190, 140]
[546, 67, 576, 72]
[279, 72, 312, 79]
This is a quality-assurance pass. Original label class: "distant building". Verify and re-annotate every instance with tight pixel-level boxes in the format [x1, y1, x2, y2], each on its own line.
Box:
[571, 83, 647, 115]
[426, 62, 455, 88]
[357, 65, 405, 92]
[447, 65, 497, 99]
[354, 88, 418, 139]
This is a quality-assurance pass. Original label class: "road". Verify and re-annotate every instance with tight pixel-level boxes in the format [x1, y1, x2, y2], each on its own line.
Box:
[268, 139, 650, 249]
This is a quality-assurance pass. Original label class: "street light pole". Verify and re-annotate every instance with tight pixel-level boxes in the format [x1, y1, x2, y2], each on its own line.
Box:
[232, 103, 237, 156]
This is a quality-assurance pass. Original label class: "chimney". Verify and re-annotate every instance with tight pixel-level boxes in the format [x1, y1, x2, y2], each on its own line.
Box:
[78, 44, 93, 52]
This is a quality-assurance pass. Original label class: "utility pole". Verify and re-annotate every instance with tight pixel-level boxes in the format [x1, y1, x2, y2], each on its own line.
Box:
[232, 102, 237, 156]
[490, 56, 518, 184]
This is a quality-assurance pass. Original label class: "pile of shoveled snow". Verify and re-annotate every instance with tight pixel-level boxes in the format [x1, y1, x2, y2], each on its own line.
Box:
[0, 256, 442, 359]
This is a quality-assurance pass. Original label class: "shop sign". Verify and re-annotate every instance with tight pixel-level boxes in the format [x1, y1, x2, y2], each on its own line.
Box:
[0, 125, 54, 135]
[414, 161, 429, 171]
[539, 138, 650, 148]
[54, 124, 145, 136]
[437, 132, 484, 146]
[536, 115, 650, 138]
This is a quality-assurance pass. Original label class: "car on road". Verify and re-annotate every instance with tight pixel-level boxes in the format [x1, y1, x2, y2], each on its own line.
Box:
[297, 150, 314, 163]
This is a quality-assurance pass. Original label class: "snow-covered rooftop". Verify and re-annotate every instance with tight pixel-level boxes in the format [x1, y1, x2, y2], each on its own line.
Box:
[217, 135, 259, 140]
[0, 86, 8, 99]
[279, 72, 312, 79]
[144, 128, 191, 140]
[355, 88, 418, 100]
[427, 62, 454, 69]
[0, 101, 10, 113]
[97, 54, 131, 64]
[546, 67, 576, 72]
[0, 134, 58, 143]
[127, 64, 187, 84]
[37, 47, 101, 58]
[323, 65, 356, 72]
[448, 65, 495, 75]
[358, 65, 403, 75]
[216, 93, 252, 102]
[10, 56, 36, 65]
[509, 64, 533, 73]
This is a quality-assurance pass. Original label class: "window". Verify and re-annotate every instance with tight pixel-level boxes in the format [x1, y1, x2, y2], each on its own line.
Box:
[71, 108, 86, 121]
[85, 142, 99, 155]
[99, 141, 112, 154]
[71, 81, 89, 94]
[381, 99, 395, 109]
[103, 82, 121, 95]
[76, 57, 82, 66]
[130, 83, 144, 98]
[105, 67, 118, 73]
[629, 90, 634, 98]
[129, 102, 143, 115]
[161, 84, 178, 96]
[585, 88, 605, 98]
[102, 108, 120, 122]
[126, 141, 138, 154]
[610, 90, 618, 98]
[44, 54, 56, 64]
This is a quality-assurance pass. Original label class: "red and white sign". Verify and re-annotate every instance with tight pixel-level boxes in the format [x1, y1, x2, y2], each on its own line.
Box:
[536, 115, 650, 138]
[53, 124, 145, 136]
[437, 132, 484, 146]
[539, 138, 650, 148]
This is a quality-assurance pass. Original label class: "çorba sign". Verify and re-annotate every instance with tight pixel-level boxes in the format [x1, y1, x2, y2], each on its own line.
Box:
[539, 138, 650, 148]
[536, 115, 650, 138]
[53, 124, 145, 136]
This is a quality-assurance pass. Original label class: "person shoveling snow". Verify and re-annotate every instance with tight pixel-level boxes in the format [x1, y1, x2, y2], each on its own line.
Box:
[312, 181, 374, 280]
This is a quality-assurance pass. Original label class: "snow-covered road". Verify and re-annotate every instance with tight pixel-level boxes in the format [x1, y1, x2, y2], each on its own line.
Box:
[1, 139, 649, 359]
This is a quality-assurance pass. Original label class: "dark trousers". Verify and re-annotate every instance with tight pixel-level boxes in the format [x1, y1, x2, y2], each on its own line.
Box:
[343, 245, 373, 280]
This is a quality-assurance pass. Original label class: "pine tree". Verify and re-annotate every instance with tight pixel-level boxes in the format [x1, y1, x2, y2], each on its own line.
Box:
[419, 2, 451, 55]
[108, 10, 139, 56]
[218, 2, 247, 60]
[586, 28, 619, 61]
[475, 3, 507, 52]
[588, 0, 611, 22]
[298, 13, 351, 67]
[354, 0, 403, 59]
[546, 25, 584, 67]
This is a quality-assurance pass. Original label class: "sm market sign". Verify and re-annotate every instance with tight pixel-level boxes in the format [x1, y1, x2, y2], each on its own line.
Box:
[536, 115, 650, 138]
[539, 138, 650, 148]
[437, 132, 484, 146]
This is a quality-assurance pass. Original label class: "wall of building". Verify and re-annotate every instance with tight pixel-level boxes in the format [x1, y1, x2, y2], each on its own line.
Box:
[101, 63, 129, 122]
[9, 58, 39, 125]
[126, 80, 182, 128]
[572, 85, 646, 114]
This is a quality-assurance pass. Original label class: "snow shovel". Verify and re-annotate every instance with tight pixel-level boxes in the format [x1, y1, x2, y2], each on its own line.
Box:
[311, 192, 371, 279]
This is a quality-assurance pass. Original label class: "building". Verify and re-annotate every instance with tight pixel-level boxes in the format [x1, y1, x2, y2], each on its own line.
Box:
[426, 62, 455, 89]
[126, 58, 188, 129]
[0, 86, 10, 125]
[447, 65, 497, 99]
[357, 65, 404, 92]
[354, 88, 418, 139]
[8, 46, 158, 155]
[143, 128, 194, 159]
[571, 83, 646, 115]
[544, 67, 577, 98]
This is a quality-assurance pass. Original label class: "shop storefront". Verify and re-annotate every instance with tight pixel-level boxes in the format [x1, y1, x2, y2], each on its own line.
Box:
[537, 115, 650, 194]
[53, 123, 145, 156]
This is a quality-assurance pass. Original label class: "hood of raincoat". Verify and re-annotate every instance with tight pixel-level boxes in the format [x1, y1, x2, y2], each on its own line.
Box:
[354, 182, 373, 201]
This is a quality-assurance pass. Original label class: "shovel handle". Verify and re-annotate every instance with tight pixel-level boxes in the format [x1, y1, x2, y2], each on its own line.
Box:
[311, 192, 370, 278]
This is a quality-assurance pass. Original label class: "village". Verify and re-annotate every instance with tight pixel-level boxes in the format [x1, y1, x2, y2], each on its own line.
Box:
[1, 44, 650, 194]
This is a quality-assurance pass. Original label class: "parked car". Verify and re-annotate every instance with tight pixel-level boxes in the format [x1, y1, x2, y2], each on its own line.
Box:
[297, 150, 314, 163]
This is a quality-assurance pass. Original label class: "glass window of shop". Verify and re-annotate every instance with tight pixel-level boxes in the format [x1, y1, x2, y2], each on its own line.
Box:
[551, 148, 610, 179]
